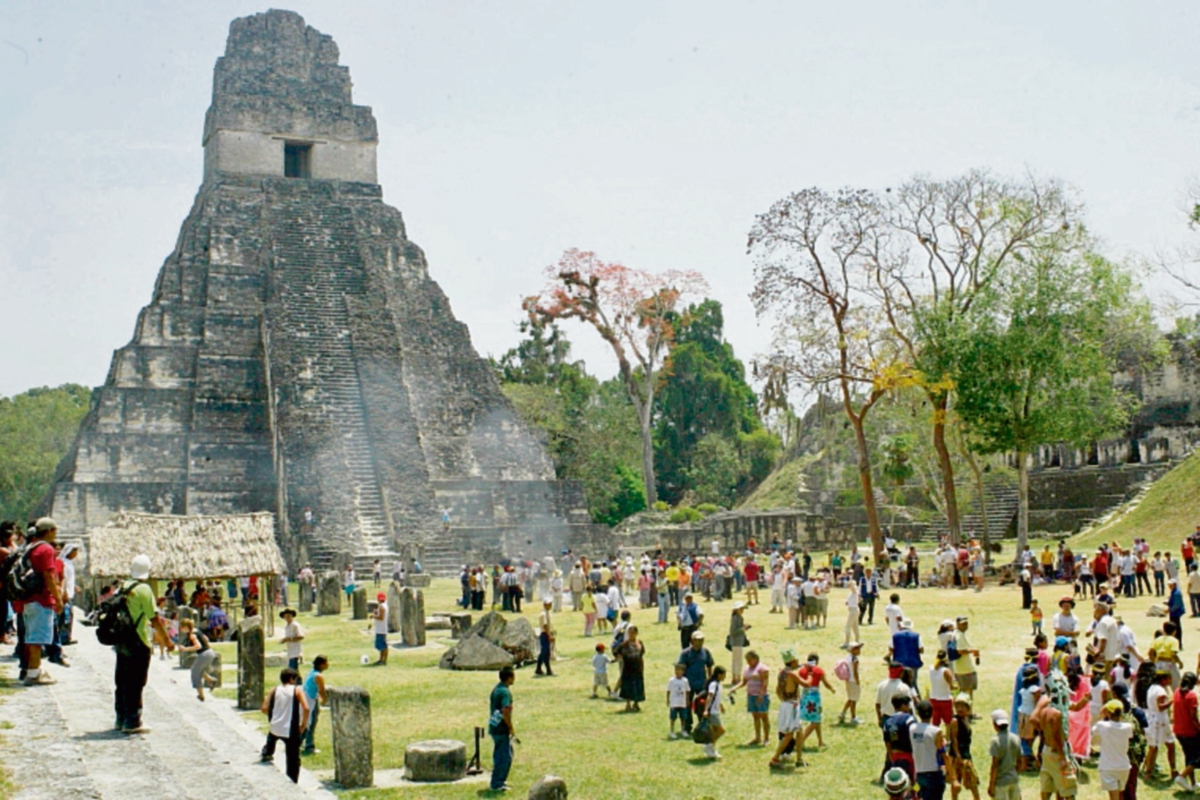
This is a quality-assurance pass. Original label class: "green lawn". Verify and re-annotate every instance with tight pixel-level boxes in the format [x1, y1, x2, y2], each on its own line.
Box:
[207, 564, 1194, 799]
[1073, 451, 1200, 555]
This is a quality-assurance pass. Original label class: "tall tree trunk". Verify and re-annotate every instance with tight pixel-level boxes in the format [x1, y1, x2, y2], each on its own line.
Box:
[962, 446, 990, 562]
[931, 395, 962, 545]
[637, 398, 657, 508]
[1016, 449, 1029, 560]
[850, 413, 885, 565]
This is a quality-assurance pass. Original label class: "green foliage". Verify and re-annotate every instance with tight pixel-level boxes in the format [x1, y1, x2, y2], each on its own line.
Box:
[695, 503, 722, 515]
[879, 434, 916, 490]
[653, 299, 777, 504]
[652, 500, 670, 512]
[0, 384, 92, 523]
[498, 323, 646, 526]
[669, 506, 704, 524]
[685, 433, 744, 508]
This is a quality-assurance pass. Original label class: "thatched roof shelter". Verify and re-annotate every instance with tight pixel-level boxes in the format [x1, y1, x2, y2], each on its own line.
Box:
[89, 511, 284, 580]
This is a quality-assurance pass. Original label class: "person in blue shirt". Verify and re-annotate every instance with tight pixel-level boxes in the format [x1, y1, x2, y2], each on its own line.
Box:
[889, 619, 925, 674]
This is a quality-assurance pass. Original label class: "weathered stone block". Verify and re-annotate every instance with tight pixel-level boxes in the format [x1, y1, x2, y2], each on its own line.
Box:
[425, 615, 451, 631]
[500, 616, 537, 664]
[236, 616, 264, 710]
[387, 580, 402, 633]
[330, 685, 373, 789]
[352, 587, 368, 620]
[438, 634, 514, 671]
[528, 775, 568, 800]
[318, 572, 341, 616]
[298, 582, 313, 613]
[406, 574, 431, 588]
[449, 612, 472, 639]
[399, 587, 425, 646]
[403, 739, 466, 782]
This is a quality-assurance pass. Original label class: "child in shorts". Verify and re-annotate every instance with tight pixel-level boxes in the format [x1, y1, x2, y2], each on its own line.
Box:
[1029, 599, 1043, 637]
[838, 641, 862, 725]
[667, 663, 691, 739]
[592, 643, 611, 698]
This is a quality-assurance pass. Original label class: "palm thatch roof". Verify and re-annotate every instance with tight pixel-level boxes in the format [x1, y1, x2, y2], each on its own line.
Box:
[89, 511, 284, 580]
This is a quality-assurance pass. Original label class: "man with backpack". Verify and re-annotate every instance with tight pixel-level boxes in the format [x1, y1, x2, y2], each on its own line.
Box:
[107, 553, 167, 733]
[8, 518, 62, 686]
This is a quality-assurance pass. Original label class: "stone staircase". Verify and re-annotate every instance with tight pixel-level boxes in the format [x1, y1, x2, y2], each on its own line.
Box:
[268, 194, 397, 569]
[926, 476, 1019, 542]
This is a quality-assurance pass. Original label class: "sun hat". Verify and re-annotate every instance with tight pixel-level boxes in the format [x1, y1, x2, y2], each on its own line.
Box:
[1104, 700, 1124, 715]
[954, 694, 972, 708]
[781, 647, 798, 664]
[883, 767, 911, 795]
[279, 608, 297, 618]
[900, 619, 914, 629]
[691, 631, 705, 641]
[130, 554, 151, 580]
[732, 601, 746, 611]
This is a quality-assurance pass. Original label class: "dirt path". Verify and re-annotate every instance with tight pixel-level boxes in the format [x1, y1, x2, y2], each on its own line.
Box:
[0, 622, 335, 800]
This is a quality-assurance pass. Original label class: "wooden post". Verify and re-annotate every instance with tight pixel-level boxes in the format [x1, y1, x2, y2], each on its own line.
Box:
[329, 686, 373, 789]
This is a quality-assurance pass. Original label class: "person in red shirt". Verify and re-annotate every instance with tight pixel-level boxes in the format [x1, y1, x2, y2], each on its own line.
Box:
[1183, 540, 1196, 574]
[14, 518, 61, 686]
[743, 558, 760, 605]
[1093, 551, 1110, 585]
[1174, 672, 1200, 791]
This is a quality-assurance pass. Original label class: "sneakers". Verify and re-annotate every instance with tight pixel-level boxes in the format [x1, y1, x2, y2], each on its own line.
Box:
[23, 673, 56, 687]
[1175, 776, 1195, 792]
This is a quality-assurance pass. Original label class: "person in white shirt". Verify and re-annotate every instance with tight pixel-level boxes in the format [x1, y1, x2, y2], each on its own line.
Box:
[1090, 602, 1121, 668]
[800, 577, 818, 630]
[769, 565, 786, 614]
[666, 663, 690, 738]
[259, 667, 309, 783]
[884, 594, 904, 635]
[1051, 597, 1080, 646]
[372, 593, 390, 665]
[1144, 670, 1178, 778]
[874, 662, 917, 727]
[594, 587, 611, 634]
[280, 608, 305, 670]
[843, 580, 861, 648]
[1092, 700, 1133, 798]
[550, 570, 564, 612]
[1187, 566, 1200, 618]
[1114, 617, 1143, 673]
[786, 577, 802, 630]
[59, 543, 80, 645]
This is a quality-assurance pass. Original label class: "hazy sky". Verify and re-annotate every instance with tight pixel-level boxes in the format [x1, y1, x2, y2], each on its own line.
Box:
[2, 2, 1199, 398]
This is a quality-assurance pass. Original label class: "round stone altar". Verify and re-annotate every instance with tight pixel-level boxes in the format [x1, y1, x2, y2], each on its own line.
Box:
[403, 739, 467, 782]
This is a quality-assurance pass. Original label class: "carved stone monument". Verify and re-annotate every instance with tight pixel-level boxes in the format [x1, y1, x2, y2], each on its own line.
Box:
[352, 587, 368, 620]
[398, 587, 426, 647]
[386, 580, 403, 634]
[317, 572, 341, 616]
[236, 616, 264, 710]
[330, 686, 373, 789]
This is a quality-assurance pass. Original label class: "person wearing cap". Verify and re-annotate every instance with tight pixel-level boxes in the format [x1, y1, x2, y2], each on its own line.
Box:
[837, 641, 863, 726]
[279, 607, 305, 670]
[727, 601, 750, 679]
[371, 591, 389, 666]
[114, 553, 168, 732]
[677, 630, 713, 735]
[883, 765, 917, 799]
[12, 518, 62, 686]
[769, 648, 804, 768]
[677, 591, 703, 649]
[986, 710, 1021, 800]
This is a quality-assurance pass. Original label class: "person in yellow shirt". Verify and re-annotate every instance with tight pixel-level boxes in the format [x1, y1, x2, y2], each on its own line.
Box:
[665, 563, 681, 605]
[1150, 620, 1183, 689]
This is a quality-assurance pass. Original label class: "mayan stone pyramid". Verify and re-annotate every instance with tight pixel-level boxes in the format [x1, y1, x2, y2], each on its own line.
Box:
[46, 10, 600, 571]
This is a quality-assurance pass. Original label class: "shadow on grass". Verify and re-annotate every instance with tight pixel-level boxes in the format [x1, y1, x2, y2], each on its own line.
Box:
[685, 757, 720, 767]
[73, 729, 127, 742]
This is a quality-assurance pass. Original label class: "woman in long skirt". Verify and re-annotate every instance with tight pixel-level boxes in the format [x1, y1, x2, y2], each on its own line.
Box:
[616, 626, 646, 711]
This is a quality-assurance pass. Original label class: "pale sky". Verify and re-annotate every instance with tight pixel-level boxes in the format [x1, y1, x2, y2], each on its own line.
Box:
[2, 1, 1199, 398]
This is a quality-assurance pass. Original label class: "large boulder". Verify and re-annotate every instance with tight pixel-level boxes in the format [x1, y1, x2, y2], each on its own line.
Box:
[500, 616, 538, 664]
[439, 634, 514, 671]
[466, 611, 507, 644]
[528, 775, 568, 800]
[404, 739, 467, 782]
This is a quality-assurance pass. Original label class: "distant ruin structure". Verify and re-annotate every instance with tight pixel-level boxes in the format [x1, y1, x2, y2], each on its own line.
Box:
[45, 10, 604, 571]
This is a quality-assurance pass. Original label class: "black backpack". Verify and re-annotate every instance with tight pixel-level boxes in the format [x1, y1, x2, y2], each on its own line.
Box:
[96, 582, 146, 648]
[3, 542, 47, 602]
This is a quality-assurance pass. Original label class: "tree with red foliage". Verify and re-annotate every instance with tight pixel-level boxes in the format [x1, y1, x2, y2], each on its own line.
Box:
[524, 249, 707, 507]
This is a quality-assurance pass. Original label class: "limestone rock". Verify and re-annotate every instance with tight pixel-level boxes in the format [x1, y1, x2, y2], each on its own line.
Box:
[407, 574, 431, 588]
[329, 685, 373, 789]
[399, 587, 426, 646]
[466, 611, 507, 644]
[237, 616, 264, 710]
[425, 615, 451, 630]
[387, 580, 403, 633]
[265, 652, 289, 668]
[403, 739, 467, 782]
[1147, 603, 1167, 617]
[438, 634, 514, 671]
[500, 616, 537, 664]
[318, 572, 342, 616]
[528, 775, 568, 800]
[352, 587, 368, 620]
[449, 612, 472, 639]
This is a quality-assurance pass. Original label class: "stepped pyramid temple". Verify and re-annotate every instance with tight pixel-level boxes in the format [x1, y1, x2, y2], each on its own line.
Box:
[45, 9, 603, 572]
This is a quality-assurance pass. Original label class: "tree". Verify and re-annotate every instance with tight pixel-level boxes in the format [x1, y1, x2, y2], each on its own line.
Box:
[952, 245, 1153, 554]
[874, 171, 1080, 543]
[525, 249, 707, 506]
[749, 188, 912, 564]
[653, 299, 765, 504]
[686, 433, 744, 508]
[0, 384, 92, 523]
